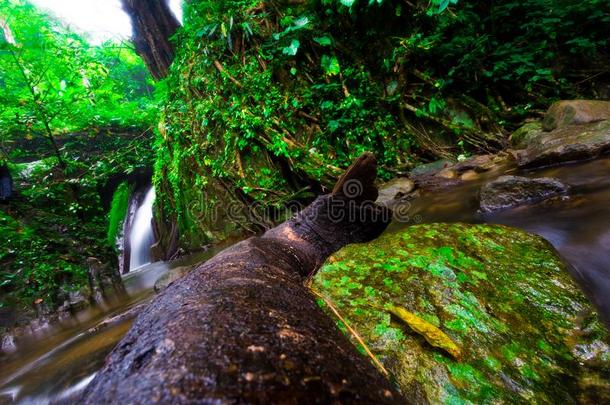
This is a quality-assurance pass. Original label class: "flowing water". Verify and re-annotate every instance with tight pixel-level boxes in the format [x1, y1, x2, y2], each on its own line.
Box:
[390, 154, 610, 325]
[129, 187, 156, 271]
[0, 251, 217, 404]
[1, 156, 610, 403]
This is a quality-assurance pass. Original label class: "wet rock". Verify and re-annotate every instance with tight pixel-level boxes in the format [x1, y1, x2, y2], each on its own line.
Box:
[154, 265, 194, 293]
[437, 168, 458, 179]
[413, 174, 463, 191]
[86, 257, 125, 304]
[377, 177, 415, 205]
[479, 175, 568, 212]
[27, 316, 51, 337]
[509, 121, 543, 149]
[453, 154, 495, 173]
[460, 170, 479, 181]
[513, 119, 610, 168]
[542, 100, 610, 131]
[411, 159, 454, 177]
[1, 334, 17, 353]
[313, 223, 610, 404]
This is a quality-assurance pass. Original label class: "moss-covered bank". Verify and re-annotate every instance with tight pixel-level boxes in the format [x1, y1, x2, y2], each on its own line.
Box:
[153, 0, 610, 254]
[312, 223, 610, 403]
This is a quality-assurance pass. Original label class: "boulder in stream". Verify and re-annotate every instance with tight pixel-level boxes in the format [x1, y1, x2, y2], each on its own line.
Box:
[509, 121, 543, 149]
[410, 159, 455, 177]
[542, 100, 610, 131]
[153, 265, 194, 293]
[377, 177, 415, 206]
[1, 334, 17, 353]
[312, 223, 610, 404]
[513, 119, 610, 168]
[86, 257, 125, 304]
[510, 101, 610, 168]
[479, 175, 568, 213]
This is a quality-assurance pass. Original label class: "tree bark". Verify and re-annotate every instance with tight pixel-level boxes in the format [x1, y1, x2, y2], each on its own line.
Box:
[81, 153, 404, 403]
[121, 0, 180, 80]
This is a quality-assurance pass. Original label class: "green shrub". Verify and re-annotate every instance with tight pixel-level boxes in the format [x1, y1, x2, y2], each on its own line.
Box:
[107, 181, 131, 246]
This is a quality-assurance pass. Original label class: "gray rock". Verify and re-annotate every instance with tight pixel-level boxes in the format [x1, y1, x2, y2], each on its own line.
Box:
[479, 175, 568, 212]
[509, 121, 543, 149]
[513, 119, 610, 168]
[1, 334, 16, 353]
[154, 265, 194, 293]
[376, 177, 415, 205]
[86, 257, 125, 303]
[542, 100, 610, 131]
[453, 154, 499, 173]
[410, 159, 454, 177]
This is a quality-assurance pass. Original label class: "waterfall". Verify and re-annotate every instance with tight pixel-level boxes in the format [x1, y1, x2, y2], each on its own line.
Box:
[129, 186, 155, 271]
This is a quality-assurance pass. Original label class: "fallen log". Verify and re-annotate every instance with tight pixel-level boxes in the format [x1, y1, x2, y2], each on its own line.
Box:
[82, 153, 405, 404]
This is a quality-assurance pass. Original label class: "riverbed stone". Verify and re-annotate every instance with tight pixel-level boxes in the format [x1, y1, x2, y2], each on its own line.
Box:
[86, 257, 125, 303]
[377, 177, 415, 205]
[514, 119, 610, 168]
[460, 169, 479, 181]
[410, 159, 454, 177]
[1, 333, 16, 353]
[453, 154, 499, 173]
[312, 224, 610, 404]
[154, 265, 194, 293]
[509, 121, 544, 149]
[437, 168, 458, 179]
[479, 175, 568, 212]
[542, 100, 610, 131]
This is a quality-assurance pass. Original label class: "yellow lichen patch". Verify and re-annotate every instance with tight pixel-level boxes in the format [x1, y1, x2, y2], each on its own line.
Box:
[389, 305, 461, 359]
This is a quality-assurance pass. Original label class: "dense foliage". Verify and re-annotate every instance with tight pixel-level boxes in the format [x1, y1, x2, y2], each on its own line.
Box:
[2, 0, 609, 323]
[0, 0, 157, 163]
[154, 0, 609, 251]
[0, 1, 157, 317]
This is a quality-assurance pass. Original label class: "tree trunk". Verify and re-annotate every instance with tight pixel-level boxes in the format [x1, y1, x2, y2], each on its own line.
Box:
[81, 154, 404, 403]
[121, 0, 180, 80]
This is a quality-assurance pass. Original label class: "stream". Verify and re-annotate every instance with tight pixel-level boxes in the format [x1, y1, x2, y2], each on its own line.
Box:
[391, 154, 610, 325]
[1, 155, 609, 403]
[0, 251, 218, 404]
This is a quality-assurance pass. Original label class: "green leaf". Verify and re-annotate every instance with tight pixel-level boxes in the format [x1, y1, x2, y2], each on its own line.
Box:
[282, 39, 300, 56]
[389, 305, 462, 359]
[293, 16, 309, 28]
[314, 36, 332, 46]
[321, 55, 341, 75]
[340, 0, 356, 7]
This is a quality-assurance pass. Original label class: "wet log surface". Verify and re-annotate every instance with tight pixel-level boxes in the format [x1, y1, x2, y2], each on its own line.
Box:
[82, 153, 405, 403]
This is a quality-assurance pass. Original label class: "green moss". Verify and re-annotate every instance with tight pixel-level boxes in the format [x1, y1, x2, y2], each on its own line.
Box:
[509, 121, 544, 149]
[106, 181, 131, 246]
[313, 223, 610, 403]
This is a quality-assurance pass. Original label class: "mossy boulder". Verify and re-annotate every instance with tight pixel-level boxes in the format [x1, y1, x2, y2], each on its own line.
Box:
[312, 223, 610, 404]
[513, 119, 610, 168]
[542, 100, 610, 131]
[509, 121, 543, 149]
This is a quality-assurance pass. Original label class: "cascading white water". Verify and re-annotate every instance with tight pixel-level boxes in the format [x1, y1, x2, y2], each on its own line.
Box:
[129, 187, 155, 271]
